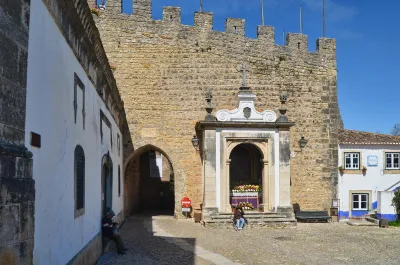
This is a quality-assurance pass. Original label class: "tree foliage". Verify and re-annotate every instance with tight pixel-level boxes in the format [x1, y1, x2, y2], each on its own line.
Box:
[391, 123, 400, 136]
[392, 190, 400, 221]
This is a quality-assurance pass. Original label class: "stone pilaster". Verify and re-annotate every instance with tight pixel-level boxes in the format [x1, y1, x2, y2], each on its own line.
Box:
[261, 159, 269, 211]
[0, 1, 35, 264]
[202, 129, 218, 220]
[279, 129, 291, 207]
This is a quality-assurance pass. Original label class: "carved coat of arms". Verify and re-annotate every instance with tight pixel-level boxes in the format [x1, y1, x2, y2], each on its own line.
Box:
[243, 107, 251, 119]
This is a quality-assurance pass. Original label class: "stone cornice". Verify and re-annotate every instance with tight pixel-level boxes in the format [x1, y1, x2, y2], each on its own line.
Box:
[196, 121, 295, 131]
[41, 0, 125, 128]
[0, 141, 33, 158]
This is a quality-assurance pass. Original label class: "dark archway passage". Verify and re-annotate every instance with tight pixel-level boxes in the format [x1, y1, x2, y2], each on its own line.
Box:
[229, 143, 263, 209]
[230, 144, 263, 186]
[125, 146, 175, 216]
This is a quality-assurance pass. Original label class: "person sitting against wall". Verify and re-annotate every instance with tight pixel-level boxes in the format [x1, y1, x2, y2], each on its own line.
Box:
[102, 208, 128, 254]
[233, 206, 247, 230]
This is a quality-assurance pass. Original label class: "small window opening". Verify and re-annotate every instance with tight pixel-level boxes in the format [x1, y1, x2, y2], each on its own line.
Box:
[170, 15, 173, 21]
[298, 42, 301, 49]
[118, 165, 121, 197]
[234, 26, 237, 35]
[74, 145, 85, 218]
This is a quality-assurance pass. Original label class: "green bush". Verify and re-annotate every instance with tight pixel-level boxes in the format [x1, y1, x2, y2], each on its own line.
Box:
[392, 190, 400, 221]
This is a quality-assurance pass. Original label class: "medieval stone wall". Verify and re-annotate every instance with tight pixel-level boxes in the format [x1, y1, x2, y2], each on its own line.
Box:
[0, 0, 35, 264]
[93, 0, 342, 211]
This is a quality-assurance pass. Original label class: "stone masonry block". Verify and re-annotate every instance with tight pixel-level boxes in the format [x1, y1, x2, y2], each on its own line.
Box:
[0, 1, 29, 47]
[194, 12, 213, 31]
[286, 33, 308, 52]
[0, 239, 33, 265]
[257, 26, 274, 45]
[0, 76, 27, 130]
[15, 157, 33, 178]
[0, 178, 35, 204]
[0, 154, 16, 178]
[163, 6, 181, 24]
[225, 18, 245, 36]
[133, 0, 152, 19]
[105, 0, 121, 14]
[0, 124, 25, 145]
[0, 205, 20, 248]
[0, 31, 20, 84]
[0, 0, 25, 28]
[20, 202, 34, 241]
[317, 38, 336, 54]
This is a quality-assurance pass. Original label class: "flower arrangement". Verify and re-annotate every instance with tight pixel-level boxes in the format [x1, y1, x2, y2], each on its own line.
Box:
[90, 7, 101, 17]
[338, 166, 344, 173]
[232, 184, 261, 192]
[362, 166, 367, 172]
[235, 202, 254, 210]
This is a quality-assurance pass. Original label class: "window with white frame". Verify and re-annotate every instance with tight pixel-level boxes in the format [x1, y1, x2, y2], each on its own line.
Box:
[386, 152, 400, 169]
[344, 152, 360, 169]
[352, 193, 368, 210]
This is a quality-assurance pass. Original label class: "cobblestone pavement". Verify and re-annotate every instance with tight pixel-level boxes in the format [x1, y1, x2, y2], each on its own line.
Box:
[155, 218, 400, 265]
[97, 216, 400, 265]
[96, 216, 214, 265]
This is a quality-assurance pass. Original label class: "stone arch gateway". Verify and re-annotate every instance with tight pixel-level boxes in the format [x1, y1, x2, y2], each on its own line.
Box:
[124, 145, 175, 215]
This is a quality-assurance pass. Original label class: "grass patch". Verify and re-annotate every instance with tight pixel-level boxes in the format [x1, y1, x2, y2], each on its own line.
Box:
[388, 221, 400, 227]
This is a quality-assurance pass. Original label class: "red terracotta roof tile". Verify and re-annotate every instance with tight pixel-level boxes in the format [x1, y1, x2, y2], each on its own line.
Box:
[339, 129, 400, 145]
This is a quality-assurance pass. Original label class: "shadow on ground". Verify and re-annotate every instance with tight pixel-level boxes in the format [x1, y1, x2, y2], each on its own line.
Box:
[96, 213, 199, 265]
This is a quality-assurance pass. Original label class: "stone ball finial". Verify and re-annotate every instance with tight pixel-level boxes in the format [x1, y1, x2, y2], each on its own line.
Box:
[277, 108, 288, 122]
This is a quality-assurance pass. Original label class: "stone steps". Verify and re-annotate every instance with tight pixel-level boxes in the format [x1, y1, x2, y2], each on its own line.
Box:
[209, 218, 296, 223]
[211, 214, 288, 220]
[204, 212, 297, 228]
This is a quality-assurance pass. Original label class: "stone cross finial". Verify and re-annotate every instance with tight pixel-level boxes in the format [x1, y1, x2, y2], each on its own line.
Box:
[240, 64, 247, 87]
[237, 63, 251, 87]
[205, 88, 213, 101]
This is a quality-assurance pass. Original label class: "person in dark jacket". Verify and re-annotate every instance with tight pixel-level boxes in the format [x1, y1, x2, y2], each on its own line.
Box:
[233, 206, 246, 230]
[102, 209, 127, 254]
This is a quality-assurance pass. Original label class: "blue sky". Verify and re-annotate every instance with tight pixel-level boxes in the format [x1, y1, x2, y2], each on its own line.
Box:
[101, 0, 400, 134]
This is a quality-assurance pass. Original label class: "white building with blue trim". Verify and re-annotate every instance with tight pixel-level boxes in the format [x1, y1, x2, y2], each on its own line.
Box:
[338, 129, 400, 221]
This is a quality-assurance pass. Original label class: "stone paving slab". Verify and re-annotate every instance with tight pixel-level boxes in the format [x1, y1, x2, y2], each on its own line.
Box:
[346, 219, 378, 226]
[155, 217, 400, 265]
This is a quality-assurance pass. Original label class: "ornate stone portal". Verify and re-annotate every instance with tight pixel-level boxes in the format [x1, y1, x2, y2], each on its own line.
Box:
[196, 78, 295, 219]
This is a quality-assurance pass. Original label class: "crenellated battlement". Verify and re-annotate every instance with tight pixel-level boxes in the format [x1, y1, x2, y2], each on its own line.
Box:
[225, 18, 245, 37]
[194, 12, 213, 31]
[96, 0, 336, 58]
[257, 26, 275, 46]
[163, 6, 181, 24]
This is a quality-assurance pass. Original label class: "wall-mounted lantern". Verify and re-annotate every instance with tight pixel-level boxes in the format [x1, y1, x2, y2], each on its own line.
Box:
[191, 135, 200, 151]
[299, 136, 308, 149]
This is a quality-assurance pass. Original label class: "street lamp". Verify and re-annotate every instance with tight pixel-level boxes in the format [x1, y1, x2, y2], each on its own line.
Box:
[299, 136, 308, 149]
[191, 135, 200, 151]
